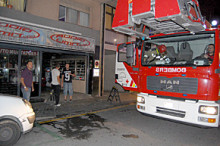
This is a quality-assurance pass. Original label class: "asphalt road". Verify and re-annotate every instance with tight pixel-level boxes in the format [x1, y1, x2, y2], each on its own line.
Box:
[16, 105, 220, 146]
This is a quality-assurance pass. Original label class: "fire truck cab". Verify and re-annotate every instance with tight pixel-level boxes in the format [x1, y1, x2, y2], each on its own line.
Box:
[113, 0, 220, 127]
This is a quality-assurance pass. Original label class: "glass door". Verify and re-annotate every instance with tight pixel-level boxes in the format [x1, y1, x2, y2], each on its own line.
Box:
[21, 50, 40, 97]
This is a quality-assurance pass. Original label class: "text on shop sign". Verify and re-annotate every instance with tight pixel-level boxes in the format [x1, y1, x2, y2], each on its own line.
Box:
[0, 22, 40, 38]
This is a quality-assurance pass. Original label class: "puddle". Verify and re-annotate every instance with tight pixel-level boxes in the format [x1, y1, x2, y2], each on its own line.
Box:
[122, 134, 139, 138]
[46, 114, 109, 140]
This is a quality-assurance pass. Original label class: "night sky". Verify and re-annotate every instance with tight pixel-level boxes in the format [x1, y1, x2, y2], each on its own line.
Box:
[198, 0, 220, 23]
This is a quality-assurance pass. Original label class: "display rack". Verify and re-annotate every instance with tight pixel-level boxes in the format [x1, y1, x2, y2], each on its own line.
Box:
[75, 60, 85, 80]
[51, 57, 86, 81]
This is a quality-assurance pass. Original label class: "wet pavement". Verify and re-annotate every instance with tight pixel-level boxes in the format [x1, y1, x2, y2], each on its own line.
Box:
[31, 91, 137, 122]
[17, 97, 220, 146]
[45, 114, 109, 140]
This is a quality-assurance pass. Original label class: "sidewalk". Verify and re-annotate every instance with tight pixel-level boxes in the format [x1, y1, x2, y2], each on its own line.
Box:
[31, 90, 137, 122]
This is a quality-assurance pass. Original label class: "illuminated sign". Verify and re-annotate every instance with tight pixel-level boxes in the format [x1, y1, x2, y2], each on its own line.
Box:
[0, 22, 40, 38]
[0, 49, 38, 56]
[0, 20, 95, 53]
[50, 34, 91, 47]
[93, 68, 99, 77]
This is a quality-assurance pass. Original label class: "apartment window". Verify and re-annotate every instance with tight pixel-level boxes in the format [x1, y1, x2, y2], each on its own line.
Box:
[105, 5, 115, 30]
[0, 0, 27, 11]
[59, 5, 89, 27]
[59, 5, 66, 21]
[79, 12, 89, 27]
[66, 8, 77, 24]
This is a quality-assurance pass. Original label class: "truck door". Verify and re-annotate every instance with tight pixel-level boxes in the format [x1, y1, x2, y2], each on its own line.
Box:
[115, 42, 140, 91]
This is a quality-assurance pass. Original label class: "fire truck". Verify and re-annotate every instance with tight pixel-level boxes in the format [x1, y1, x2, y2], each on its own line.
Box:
[112, 0, 220, 127]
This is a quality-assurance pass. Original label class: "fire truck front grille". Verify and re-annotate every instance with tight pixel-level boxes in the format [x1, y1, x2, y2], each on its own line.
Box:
[147, 76, 198, 94]
[156, 107, 185, 118]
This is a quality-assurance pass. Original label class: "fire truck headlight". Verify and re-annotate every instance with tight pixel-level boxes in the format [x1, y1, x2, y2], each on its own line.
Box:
[137, 96, 145, 104]
[199, 106, 218, 115]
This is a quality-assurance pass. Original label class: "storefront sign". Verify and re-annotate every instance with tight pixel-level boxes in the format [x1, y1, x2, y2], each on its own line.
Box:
[93, 68, 100, 77]
[50, 34, 91, 47]
[0, 22, 40, 38]
[0, 48, 38, 56]
[0, 20, 95, 53]
[0, 48, 18, 54]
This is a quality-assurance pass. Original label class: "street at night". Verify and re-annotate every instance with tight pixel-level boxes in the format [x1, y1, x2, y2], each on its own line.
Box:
[1, 0, 220, 145]
[16, 104, 220, 146]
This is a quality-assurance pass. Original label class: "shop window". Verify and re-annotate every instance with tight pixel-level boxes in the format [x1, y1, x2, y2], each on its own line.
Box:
[0, 48, 18, 95]
[51, 58, 86, 81]
[0, 0, 27, 11]
[0, 49, 40, 96]
[59, 5, 90, 27]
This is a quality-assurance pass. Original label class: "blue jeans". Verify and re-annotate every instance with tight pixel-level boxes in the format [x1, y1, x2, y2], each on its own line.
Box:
[21, 87, 31, 101]
[63, 82, 73, 96]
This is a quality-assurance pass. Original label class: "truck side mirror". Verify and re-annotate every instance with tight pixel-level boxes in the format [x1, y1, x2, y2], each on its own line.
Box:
[126, 44, 134, 65]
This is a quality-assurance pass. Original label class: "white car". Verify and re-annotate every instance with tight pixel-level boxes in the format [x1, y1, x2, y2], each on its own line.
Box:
[0, 94, 35, 146]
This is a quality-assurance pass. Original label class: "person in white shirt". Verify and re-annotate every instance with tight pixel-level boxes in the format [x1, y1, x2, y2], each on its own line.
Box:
[51, 63, 61, 106]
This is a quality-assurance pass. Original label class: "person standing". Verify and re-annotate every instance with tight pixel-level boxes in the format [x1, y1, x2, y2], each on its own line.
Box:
[51, 63, 61, 106]
[21, 61, 34, 101]
[61, 63, 75, 101]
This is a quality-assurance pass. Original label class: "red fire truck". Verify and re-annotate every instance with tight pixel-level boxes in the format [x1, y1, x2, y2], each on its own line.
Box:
[112, 0, 220, 127]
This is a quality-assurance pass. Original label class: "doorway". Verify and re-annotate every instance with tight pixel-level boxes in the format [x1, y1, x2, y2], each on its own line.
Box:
[41, 52, 89, 95]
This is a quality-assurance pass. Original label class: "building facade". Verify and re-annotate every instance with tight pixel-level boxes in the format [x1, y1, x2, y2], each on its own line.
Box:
[0, 0, 132, 98]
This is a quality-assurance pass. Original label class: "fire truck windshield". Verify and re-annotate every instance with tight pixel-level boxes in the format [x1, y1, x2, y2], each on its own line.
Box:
[142, 32, 215, 66]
